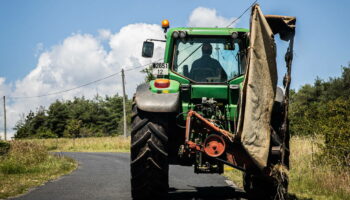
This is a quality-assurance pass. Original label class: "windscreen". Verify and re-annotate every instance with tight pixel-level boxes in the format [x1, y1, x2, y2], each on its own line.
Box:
[172, 37, 242, 83]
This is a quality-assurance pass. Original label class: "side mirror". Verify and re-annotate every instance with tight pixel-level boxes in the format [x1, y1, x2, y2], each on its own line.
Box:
[142, 41, 154, 58]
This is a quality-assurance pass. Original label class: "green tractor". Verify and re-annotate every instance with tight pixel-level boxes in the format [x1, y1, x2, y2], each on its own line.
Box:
[131, 4, 296, 200]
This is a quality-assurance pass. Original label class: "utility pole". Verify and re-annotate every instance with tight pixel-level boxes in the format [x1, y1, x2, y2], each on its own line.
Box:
[121, 69, 127, 138]
[3, 96, 7, 141]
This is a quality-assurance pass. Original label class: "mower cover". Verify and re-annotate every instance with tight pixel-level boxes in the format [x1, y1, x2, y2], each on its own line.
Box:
[237, 4, 296, 169]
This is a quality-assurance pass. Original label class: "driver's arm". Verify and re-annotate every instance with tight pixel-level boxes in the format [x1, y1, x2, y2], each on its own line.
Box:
[220, 67, 227, 80]
[189, 59, 200, 79]
[213, 60, 227, 80]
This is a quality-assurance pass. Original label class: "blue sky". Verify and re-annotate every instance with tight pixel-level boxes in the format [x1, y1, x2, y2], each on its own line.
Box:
[1, 0, 350, 138]
[1, 0, 350, 87]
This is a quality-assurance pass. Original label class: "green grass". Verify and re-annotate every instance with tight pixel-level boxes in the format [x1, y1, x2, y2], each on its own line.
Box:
[0, 140, 77, 199]
[224, 136, 350, 200]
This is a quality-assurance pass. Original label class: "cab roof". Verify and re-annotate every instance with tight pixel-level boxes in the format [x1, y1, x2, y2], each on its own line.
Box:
[167, 27, 249, 37]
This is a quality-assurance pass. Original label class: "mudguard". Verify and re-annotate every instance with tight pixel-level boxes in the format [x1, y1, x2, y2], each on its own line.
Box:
[275, 86, 284, 103]
[135, 83, 180, 113]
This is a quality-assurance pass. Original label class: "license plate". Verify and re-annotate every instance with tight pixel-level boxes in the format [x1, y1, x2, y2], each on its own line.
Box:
[152, 63, 169, 76]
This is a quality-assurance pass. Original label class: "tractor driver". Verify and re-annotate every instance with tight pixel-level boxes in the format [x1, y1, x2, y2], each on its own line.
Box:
[189, 43, 227, 82]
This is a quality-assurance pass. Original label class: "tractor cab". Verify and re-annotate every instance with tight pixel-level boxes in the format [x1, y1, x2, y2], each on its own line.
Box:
[142, 26, 248, 84]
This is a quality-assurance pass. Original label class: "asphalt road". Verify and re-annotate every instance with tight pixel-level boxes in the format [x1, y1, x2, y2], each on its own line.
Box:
[12, 152, 246, 200]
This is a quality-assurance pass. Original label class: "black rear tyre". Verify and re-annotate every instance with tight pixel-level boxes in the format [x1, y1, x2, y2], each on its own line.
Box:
[130, 103, 169, 200]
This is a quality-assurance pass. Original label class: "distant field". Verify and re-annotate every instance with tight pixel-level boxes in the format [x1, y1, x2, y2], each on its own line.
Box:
[0, 140, 77, 199]
[225, 136, 350, 200]
[20, 136, 130, 152]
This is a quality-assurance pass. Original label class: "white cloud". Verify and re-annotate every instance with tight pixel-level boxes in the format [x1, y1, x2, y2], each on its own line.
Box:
[2, 23, 165, 139]
[98, 29, 112, 40]
[35, 42, 44, 57]
[188, 7, 237, 28]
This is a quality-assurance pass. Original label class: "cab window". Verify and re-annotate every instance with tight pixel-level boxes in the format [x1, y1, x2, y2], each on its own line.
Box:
[172, 37, 242, 83]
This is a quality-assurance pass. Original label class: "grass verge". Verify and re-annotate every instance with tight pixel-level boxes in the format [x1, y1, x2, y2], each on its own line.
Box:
[224, 136, 350, 200]
[0, 140, 77, 199]
[21, 136, 130, 152]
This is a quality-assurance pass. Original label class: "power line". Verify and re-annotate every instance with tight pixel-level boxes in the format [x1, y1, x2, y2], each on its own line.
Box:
[9, 58, 162, 100]
[226, 0, 258, 27]
[12, 72, 121, 99]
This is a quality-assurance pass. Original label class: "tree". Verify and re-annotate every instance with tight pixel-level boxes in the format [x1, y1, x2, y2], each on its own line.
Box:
[63, 119, 82, 138]
[47, 100, 69, 137]
[141, 65, 155, 83]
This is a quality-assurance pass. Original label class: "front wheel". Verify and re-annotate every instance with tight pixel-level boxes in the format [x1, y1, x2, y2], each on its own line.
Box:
[130, 104, 169, 199]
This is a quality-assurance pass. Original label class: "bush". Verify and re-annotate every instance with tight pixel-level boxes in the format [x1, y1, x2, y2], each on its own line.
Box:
[36, 127, 57, 138]
[79, 127, 95, 137]
[318, 98, 350, 167]
[0, 141, 48, 174]
[0, 140, 77, 199]
[0, 160, 27, 174]
[289, 66, 350, 167]
[290, 96, 350, 167]
[63, 119, 82, 138]
[0, 141, 10, 156]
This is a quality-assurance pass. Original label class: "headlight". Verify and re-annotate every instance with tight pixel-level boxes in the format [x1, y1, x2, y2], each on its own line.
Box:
[172, 31, 179, 38]
[231, 32, 238, 39]
[179, 31, 187, 38]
